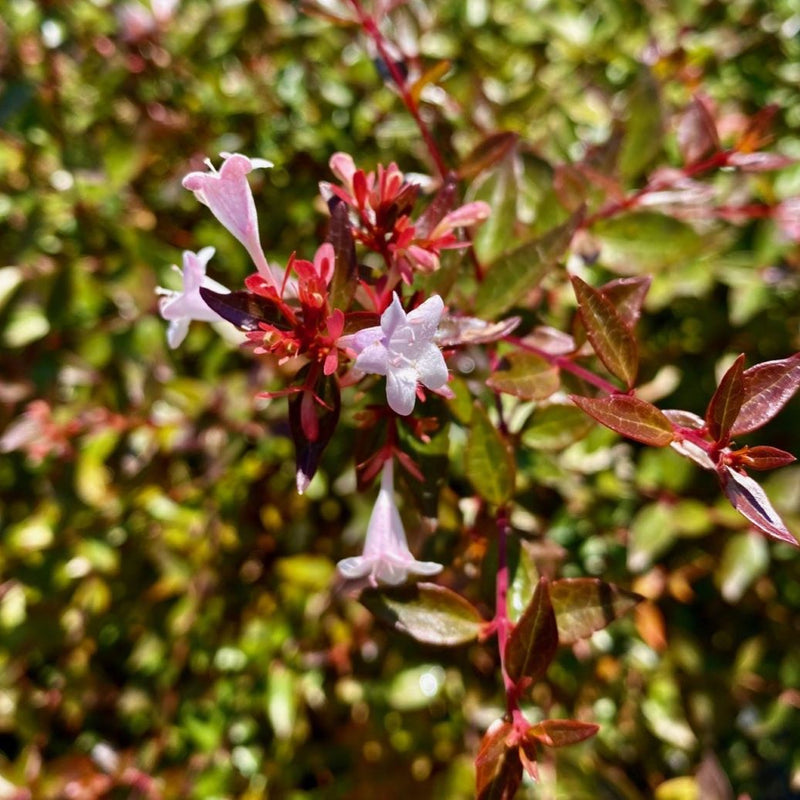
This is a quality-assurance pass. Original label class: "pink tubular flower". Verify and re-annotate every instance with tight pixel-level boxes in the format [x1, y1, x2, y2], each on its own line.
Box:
[156, 247, 230, 348]
[182, 152, 276, 285]
[337, 460, 442, 586]
[339, 293, 448, 415]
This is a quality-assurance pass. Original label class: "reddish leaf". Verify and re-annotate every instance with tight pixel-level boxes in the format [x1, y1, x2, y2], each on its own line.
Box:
[458, 132, 520, 180]
[706, 355, 745, 445]
[549, 578, 643, 645]
[505, 577, 559, 686]
[736, 104, 779, 153]
[571, 276, 639, 388]
[571, 394, 674, 446]
[600, 275, 652, 330]
[199, 288, 287, 332]
[719, 466, 798, 546]
[415, 172, 458, 239]
[730, 353, 800, 436]
[360, 583, 486, 646]
[327, 198, 358, 311]
[521, 326, 576, 356]
[476, 721, 523, 800]
[527, 719, 600, 748]
[735, 446, 797, 471]
[664, 409, 716, 469]
[727, 152, 795, 172]
[487, 352, 561, 401]
[677, 94, 720, 165]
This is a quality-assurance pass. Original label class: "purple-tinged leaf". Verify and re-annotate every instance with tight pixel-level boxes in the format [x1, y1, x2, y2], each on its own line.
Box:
[415, 172, 458, 238]
[571, 394, 674, 446]
[505, 577, 559, 686]
[360, 583, 486, 646]
[719, 465, 799, 546]
[600, 275, 652, 330]
[706, 354, 745, 445]
[435, 315, 521, 347]
[727, 152, 795, 172]
[521, 326, 576, 356]
[476, 721, 523, 800]
[199, 288, 287, 332]
[571, 276, 639, 389]
[663, 409, 705, 430]
[664, 409, 716, 469]
[549, 578, 643, 645]
[289, 370, 340, 494]
[326, 198, 358, 311]
[475, 208, 582, 319]
[677, 94, 720, 166]
[735, 446, 797, 471]
[730, 353, 800, 436]
[527, 719, 600, 748]
[487, 352, 560, 401]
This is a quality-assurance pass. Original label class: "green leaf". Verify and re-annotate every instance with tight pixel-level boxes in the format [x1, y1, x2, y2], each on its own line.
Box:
[705, 354, 745, 445]
[715, 532, 769, 603]
[507, 540, 539, 624]
[487, 351, 560, 401]
[360, 583, 485, 646]
[527, 719, 600, 748]
[550, 578, 643, 645]
[571, 276, 638, 388]
[521, 403, 594, 451]
[469, 149, 519, 264]
[476, 721, 523, 800]
[474, 208, 582, 319]
[627, 501, 678, 572]
[505, 577, 559, 686]
[571, 394, 674, 446]
[618, 68, 664, 180]
[465, 402, 516, 505]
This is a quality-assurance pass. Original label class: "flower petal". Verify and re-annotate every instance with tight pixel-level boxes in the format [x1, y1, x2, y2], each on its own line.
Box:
[337, 556, 374, 580]
[415, 344, 449, 390]
[406, 294, 444, 341]
[355, 342, 390, 376]
[386, 365, 419, 415]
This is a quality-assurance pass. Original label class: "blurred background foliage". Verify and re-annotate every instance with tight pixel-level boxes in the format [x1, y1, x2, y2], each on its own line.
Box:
[1, 0, 799, 797]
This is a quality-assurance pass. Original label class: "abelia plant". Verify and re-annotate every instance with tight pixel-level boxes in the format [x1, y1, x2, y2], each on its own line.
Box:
[148, 2, 800, 796]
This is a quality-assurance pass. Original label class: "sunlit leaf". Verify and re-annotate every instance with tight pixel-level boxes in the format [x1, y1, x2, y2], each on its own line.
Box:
[475, 209, 582, 319]
[599, 275, 652, 329]
[487, 352, 560, 401]
[715, 532, 769, 603]
[571, 394, 674, 446]
[527, 719, 600, 748]
[505, 577, 558, 686]
[705, 354, 745, 445]
[521, 403, 594, 451]
[476, 721, 523, 800]
[360, 583, 485, 646]
[730, 353, 800, 436]
[549, 578, 643, 645]
[571, 276, 638, 388]
[470, 148, 519, 264]
[465, 402, 516, 505]
[735, 446, 796, 471]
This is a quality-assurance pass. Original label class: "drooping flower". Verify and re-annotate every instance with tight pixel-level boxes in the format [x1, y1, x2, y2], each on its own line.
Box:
[182, 152, 276, 284]
[339, 293, 448, 415]
[156, 247, 230, 348]
[337, 460, 442, 586]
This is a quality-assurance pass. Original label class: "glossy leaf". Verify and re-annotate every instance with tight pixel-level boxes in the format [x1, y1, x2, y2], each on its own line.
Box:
[571, 276, 638, 388]
[527, 719, 600, 748]
[571, 394, 674, 446]
[476, 721, 523, 800]
[719, 466, 798, 546]
[549, 578, 643, 645]
[360, 583, 485, 646]
[730, 353, 800, 436]
[505, 577, 559, 686]
[600, 275, 652, 329]
[435, 314, 520, 347]
[465, 402, 516, 506]
[487, 352, 560, 401]
[199, 288, 287, 332]
[475, 209, 582, 319]
[705, 354, 745, 445]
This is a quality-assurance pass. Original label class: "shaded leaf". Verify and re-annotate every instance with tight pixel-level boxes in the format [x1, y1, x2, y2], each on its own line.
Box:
[199, 288, 287, 332]
[628, 501, 678, 572]
[465, 402, 516, 505]
[571, 276, 638, 388]
[705, 354, 745, 445]
[619, 68, 664, 180]
[549, 578, 643, 645]
[459, 132, 519, 181]
[677, 95, 720, 165]
[327, 198, 358, 310]
[600, 275, 652, 329]
[360, 583, 485, 646]
[735, 445, 796, 471]
[571, 394, 674, 446]
[414, 173, 458, 239]
[719, 466, 798, 546]
[521, 403, 594, 451]
[476, 721, 523, 800]
[527, 719, 600, 748]
[505, 577, 559, 686]
[715, 532, 769, 603]
[475, 209, 582, 319]
[487, 352, 560, 401]
[730, 353, 800, 436]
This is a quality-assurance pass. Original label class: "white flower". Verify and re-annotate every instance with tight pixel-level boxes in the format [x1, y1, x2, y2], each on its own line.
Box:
[182, 152, 277, 285]
[156, 247, 229, 348]
[337, 460, 443, 586]
[340, 293, 448, 415]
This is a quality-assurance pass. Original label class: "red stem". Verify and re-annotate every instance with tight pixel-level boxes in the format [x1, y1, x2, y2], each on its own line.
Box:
[495, 504, 519, 714]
